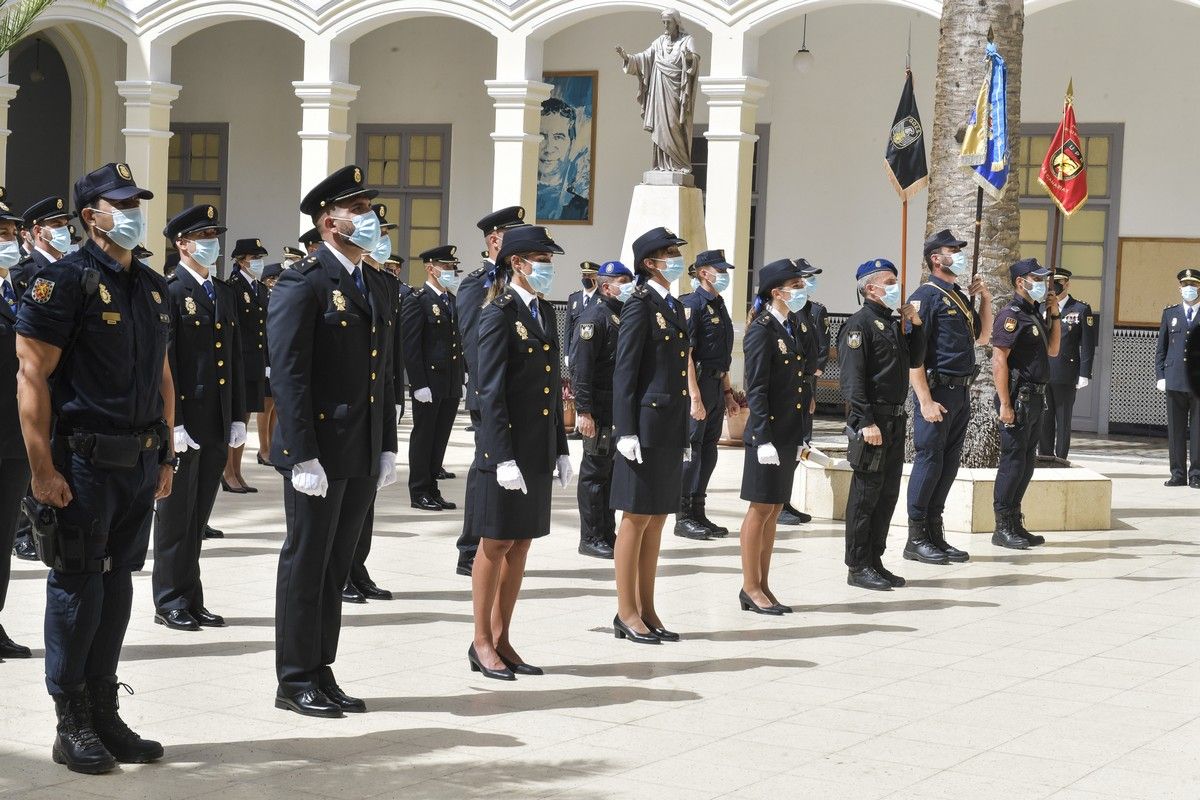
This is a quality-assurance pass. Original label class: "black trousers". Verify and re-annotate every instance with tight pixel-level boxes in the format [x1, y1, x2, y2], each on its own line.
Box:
[1165, 390, 1200, 482]
[408, 397, 457, 496]
[275, 474, 375, 694]
[0, 457, 31, 613]
[995, 394, 1046, 515]
[681, 375, 722, 499]
[456, 408, 482, 564]
[347, 501, 377, 588]
[844, 415, 906, 570]
[152, 442, 225, 612]
[578, 448, 615, 545]
[1038, 382, 1077, 459]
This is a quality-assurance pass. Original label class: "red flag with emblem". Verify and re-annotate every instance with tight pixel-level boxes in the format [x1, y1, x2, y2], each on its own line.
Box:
[1038, 80, 1088, 216]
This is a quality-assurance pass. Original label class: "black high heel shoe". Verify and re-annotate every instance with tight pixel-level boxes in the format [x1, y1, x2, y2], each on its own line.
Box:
[257, 454, 274, 467]
[499, 654, 544, 676]
[765, 595, 794, 613]
[613, 615, 661, 644]
[739, 590, 784, 616]
[468, 645, 515, 681]
[237, 479, 258, 494]
[642, 619, 680, 642]
[220, 477, 247, 494]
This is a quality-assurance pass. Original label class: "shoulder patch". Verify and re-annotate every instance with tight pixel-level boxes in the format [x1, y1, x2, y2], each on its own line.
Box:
[754, 313, 772, 327]
[633, 284, 650, 298]
[30, 277, 55, 303]
[847, 330, 863, 349]
[684, 307, 692, 319]
[1004, 317, 1017, 332]
[493, 292, 514, 308]
[579, 322, 594, 340]
[296, 257, 321, 274]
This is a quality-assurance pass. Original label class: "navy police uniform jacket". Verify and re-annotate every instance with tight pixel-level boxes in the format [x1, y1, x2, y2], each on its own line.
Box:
[474, 288, 568, 473]
[683, 287, 734, 374]
[908, 276, 980, 376]
[1155, 302, 1198, 393]
[455, 260, 492, 412]
[401, 284, 464, 400]
[267, 247, 398, 480]
[992, 296, 1050, 385]
[16, 240, 170, 435]
[10, 249, 54, 297]
[167, 268, 246, 446]
[837, 301, 926, 430]
[743, 311, 807, 448]
[793, 299, 830, 375]
[227, 269, 268, 387]
[565, 288, 599, 365]
[572, 296, 622, 426]
[0, 279, 25, 459]
[612, 284, 690, 449]
[1046, 296, 1096, 386]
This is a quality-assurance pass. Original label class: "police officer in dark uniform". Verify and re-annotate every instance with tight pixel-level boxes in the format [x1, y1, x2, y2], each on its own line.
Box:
[1156, 268, 1200, 487]
[905, 229, 993, 564]
[454, 206, 526, 576]
[16, 162, 173, 772]
[403, 245, 464, 511]
[281, 245, 304, 268]
[992, 258, 1061, 549]
[677, 249, 739, 540]
[839, 259, 925, 591]
[566, 260, 600, 366]
[223, 237, 269, 492]
[0, 198, 32, 658]
[299, 226, 321, 255]
[778, 258, 827, 526]
[269, 165, 399, 717]
[573, 260, 634, 559]
[152, 205, 246, 631]
[1039, 268, 1096, 462]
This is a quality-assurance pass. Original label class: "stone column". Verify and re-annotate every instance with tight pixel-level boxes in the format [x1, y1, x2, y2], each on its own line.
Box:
[115, 80, 180, 255]
[0, 80, 19, 186]
[487, 33, 551, 213]
[294, 37, 358, 230]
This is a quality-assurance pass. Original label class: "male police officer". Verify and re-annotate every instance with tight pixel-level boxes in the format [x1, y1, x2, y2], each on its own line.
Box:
[152, 205, 246, 632]
[573, 260, 633, 558]
[224, 237, 269, 492]
[299, 227, 321, 255]
[677, 249, 739, 539]
[905, 229, 992, 564]
[566, 261, 601, 366]
[779, 258, 827, 526]
[992, 258, 1061, 549]
[404, 245, 464, 511]
[1040, 267, 1096, 463]
[839, 259, 925, 591]
[269, 165, 399, 717]
[16, 163, 173, 772]
[1157, 269, 1200, 487]
[454, 206, 525, 576]
[15, 196, 74, 292]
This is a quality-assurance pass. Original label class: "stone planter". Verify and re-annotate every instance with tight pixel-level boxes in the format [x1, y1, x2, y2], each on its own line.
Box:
[720, 407, 749, 446]
[562, 399, 576, 433]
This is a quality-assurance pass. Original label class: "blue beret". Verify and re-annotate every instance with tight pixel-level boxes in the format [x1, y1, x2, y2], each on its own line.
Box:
[856, 259, 897, 281]
[597, 260, 632, 278]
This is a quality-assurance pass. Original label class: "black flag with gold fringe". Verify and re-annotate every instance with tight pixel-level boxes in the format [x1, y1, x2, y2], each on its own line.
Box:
[885, 70, 929, 200]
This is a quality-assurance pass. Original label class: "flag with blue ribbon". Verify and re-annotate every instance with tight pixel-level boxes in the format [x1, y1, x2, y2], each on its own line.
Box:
[959, 41, 1009, 200]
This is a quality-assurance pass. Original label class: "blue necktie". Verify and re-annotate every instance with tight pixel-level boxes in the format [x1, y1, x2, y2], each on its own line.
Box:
[351, 267, 366, 296]
[442, 293, 454, 320]
[530, 300, 540, 325]
[203, 279, 215, 305]
[667, 296, 676, 313]
[785, 321, 794, 339]
[2, 280, 15, 312]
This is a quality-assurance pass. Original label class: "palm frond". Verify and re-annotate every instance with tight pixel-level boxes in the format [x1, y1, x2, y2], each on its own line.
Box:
[0, 0, 105, 59]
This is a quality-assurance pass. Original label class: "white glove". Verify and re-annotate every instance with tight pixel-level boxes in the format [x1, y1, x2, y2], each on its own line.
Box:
[683, 447, 692, 463]
[496, 460, 527, 494]
[377, 452, 398, 490]
[265, 366, 271, 378]
[414, 387, 433, 403]
[173, 425, 200, 452]
[291, 458, 329, 497]
[757, 442, 780, 465]
[555, 455, 573, 488]
[1076, 377, 1089, 389]
[798, 444, 835, 467]
[1157, 378, 1166, 392]
[228, 421, 247, 448]
[616, 435, 643, 463]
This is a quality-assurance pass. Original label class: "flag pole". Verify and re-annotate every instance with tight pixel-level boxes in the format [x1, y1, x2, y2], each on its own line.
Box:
[901, 199, 909, 299]
[970, 27, 995, 306]
[1048, 80, 1070, 272]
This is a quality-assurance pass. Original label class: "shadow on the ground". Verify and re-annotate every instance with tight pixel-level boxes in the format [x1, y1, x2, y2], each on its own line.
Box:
[388, 586, 618, 602]
[1113, 507, 1200, 520]
[789, 598, 999, 615]
[195, 546, 285, 559]
[31, 639, 278, 662]
[1044, 537, 1197, 549]
[658, 545, 802, 559]
[969, 550, 1141, 565]
[642, 623, 918, 643]
[527, 563, 740, 581]
[904, 573, 1070, 590]
[552, 656, 817, 680]
[370, 685, 700, 715]
[224, 612, 474, 628]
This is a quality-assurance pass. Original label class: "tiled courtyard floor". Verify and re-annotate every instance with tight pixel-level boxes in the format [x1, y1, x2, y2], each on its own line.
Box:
[1, 415, 1197, 799]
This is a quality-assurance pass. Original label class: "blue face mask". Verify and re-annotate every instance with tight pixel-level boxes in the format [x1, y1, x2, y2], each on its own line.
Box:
[1182, 286, 1198, 303]
[947, 251, 969, 276]
[616, 281, 636, 304]
[658, 256, 686, 283]
[371, 236, 393, 264]
[712, 271, 731, 294]
[248, 259, 265, 279]
[522, 259, 554, 295]
[689, 277, 700, 293]
[881, 283, 902, 310]
[95, 207, 146, 250]
[43, 225, 73, 255]
[439, 269, 461, 293]
[804, 276, 818, 292]
[0, 241, 20, 269]
[1026, 279, 1048, 302]
[784, 288, 808, 313]
[66, 242, 79, 255]
[190, 238, 220, 268]
[337, 211, 382, 252]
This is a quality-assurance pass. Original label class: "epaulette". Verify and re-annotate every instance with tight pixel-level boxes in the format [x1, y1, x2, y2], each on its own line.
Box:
[412, 286, 426, 297]
[468, 266, 487, 279]
[295, 255, 321, 274]
[754, 312, 773, 327]
[492, 292, 514, 308]
[166, 272, 180, 284]
[633, 284, 651, 298]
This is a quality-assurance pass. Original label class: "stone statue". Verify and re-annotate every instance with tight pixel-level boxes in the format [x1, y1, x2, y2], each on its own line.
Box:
[616, 9, 701, 174]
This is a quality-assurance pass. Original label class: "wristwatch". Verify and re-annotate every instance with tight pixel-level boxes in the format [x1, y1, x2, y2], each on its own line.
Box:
[162, 456, 181, 473]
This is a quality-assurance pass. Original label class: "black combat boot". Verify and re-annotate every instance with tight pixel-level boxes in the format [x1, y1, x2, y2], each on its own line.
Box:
[927, 516, 969, 562]
[673, 497, 711, 540]
[692, 498, 728, 538]
[903, 519, 950, 564]
[991, 512, 1030, 550]
[87, 678, 164, 764]
[1013, 510, 1046, 546]
[51, 689, 117, 774]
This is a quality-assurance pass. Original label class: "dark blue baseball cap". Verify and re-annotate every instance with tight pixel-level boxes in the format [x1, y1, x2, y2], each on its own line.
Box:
[1009, 257, 1051, 282]
[74, 162, 154, 212]
[856, 259, 898, 281]
[632, 226, 687, 268]
[694, 249, 734, 270]
[597, 260, 633, 279]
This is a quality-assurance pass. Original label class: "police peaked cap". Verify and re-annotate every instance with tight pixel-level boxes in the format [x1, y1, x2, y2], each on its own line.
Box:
[23, 196, 74, 226]
[299, 165, 378, 217]
[476, 206, 526, 234]
[756, 259, 804, 296]
[419, 245, 460, 264]
[632, 226, 687, 268]
[497, 225, 564, 267]
[231, 238, 268, 258]
[164, 204, 227, 239]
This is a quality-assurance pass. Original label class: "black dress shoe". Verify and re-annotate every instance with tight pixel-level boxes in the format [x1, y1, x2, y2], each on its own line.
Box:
[455, 560, 473, 577]
[154, 609, 200, 631]
[0, 625, 31, 658]
[433, 493, 457, 510]
[1191, 478, 1200, 489]
[1165, 477, 1187, 487]
[203, 525, 224, 539]
[435, 469, 457, 480]
[739, 589, 784, 615]
[320, 683, 366, 712]
[468, 645, 516, 680]
[465, 424, 475, 433]
[578, 538, 615, 559]
[275, 688, 343, 718]
[777, 503, 812, 525]
[643, 619, 680, 641]
[612, 615, 661, 644]
[12, 536, 38, 561]
[220, 477, 248, 494]
[499, 654, 545, 676]
[341, 584, 367, 603]
[192, 608, 226, 627]
[847, 566, 893, 591]
[357, 582, 393, 601]
[411, 493, 443, 511]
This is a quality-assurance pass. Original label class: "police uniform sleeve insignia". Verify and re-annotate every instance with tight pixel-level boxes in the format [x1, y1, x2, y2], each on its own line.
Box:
[579, 323, 594, 341]
[684, 307, 692, 320]
[1087, 316, 1094, 326]
[777, 339, 787, 354]
[151, 291, 162, 304]
[656, 312, 667, 329]
[1004, 317, 1017, 332]
[611, 314, 620, 326]
[184, 296, 197, 315]
[515, 320, 529, 340]
[243, 291, 251, 304]
[98, 284, 112, 304]
[30, 277, 54, 304]
[847, 330, 863, 349]
[332, 289, 347, 311]
[874, 319, 886, 330]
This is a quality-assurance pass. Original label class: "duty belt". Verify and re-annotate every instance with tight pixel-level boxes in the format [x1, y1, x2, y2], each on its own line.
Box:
[1015, 382, 1047, 396]
[928, 372, 973, 388]
[67, 429, 162, 457]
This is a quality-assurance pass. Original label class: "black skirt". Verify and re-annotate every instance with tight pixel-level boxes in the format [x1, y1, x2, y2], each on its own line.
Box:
[472, 470, 553, 540]
[740, 444, 799, 504]
[244, 379, 266, 413]
[610, 445, 683, 515]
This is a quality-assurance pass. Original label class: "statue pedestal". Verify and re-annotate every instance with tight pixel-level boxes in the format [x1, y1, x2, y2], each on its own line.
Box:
[620, 183, 707, 278]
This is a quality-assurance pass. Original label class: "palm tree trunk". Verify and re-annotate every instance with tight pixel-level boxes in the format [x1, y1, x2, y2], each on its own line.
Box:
[924, 0, 1025, 468]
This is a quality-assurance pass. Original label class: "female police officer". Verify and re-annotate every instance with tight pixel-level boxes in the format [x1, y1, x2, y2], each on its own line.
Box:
[469, 225, 572, 679]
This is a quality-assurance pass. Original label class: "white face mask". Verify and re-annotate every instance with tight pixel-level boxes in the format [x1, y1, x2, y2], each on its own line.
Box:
[0, 241, 20, 269]
[1183, 285, 1199, 303]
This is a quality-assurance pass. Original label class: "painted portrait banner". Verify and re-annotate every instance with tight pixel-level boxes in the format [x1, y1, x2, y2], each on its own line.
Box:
[538, 71, 598, 224]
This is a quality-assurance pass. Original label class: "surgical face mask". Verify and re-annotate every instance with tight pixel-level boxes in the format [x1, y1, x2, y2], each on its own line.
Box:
[689, 277, 700, 292]
[784, 288, 809, 313]
[66, 242, 79, 255]
[521, 258, 554, 295]
[1183, 285, 1199, 303]
[804, 275, 818, 292]
[0, 241, 20, 269]
[1026, 279, 1048, 302]
[946, 251, 969, 276]
[42, 225, 72, 254]
[439, 269, 462, 292]
[93, 206, 146, 250]
[371, 236, 393, 264]
[712, 271, 731, 294]
[248, 259, 265, 279]
[334, 211, 382, 252]
[616, 281, 636, 304]
[880, 283, 902, 310]
[657, 256, 686, 283]
[190, 238, 220, 268]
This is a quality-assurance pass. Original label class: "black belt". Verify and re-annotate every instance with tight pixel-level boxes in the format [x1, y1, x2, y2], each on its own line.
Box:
[872, 402, 907, 417]
[698, 367, 727, 380]
[928, 372, 972, 388]
[67, 429, 162, 456]
[1016, 382, 1047, 396]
